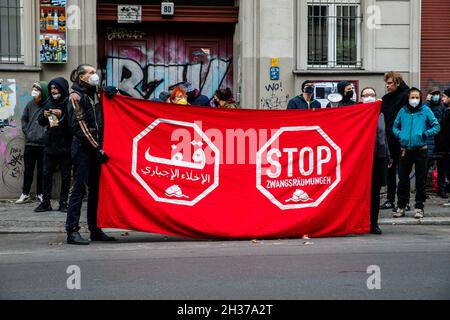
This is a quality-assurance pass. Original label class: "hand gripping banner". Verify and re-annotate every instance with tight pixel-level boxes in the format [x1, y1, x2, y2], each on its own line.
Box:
[98, 94, 381, 239]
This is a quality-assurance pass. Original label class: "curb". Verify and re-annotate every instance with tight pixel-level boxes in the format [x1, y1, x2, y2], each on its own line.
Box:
[1, 220, 449, 234]
[379, 217, 450, 226]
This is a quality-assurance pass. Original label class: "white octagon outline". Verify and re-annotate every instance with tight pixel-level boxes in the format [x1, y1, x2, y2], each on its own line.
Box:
[132, 119, 220, 206]
[256, 126, 342, 210]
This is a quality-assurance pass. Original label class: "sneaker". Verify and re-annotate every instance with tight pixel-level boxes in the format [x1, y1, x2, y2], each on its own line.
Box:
[392, 204, 411, 213]
[380, 201, 394, 210]
[15, 194, 30, 204]
[37, 194, 44, 203]
[34, 202, 53, 213]
[393, 208, 406, 218]
[414, 208, 424, 219]
[444, 201, 450, 207]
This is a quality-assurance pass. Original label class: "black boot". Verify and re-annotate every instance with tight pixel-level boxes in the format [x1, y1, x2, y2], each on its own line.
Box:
[370, 225, 383, 235]
[90, 229, 116, 242]
[34, 201, 53, 213]
[67, 231, 90, 245]
[58, 202, 68, 213]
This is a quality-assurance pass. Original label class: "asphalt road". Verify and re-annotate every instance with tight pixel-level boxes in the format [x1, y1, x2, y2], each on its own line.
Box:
[1, 225, 449, 300]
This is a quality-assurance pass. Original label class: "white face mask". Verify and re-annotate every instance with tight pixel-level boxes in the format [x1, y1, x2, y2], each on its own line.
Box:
[88, 73, 100, 87]
[52, 94, 61, 100]
[409, 99, 421, 108]
[31, 89, 40, 98]
[362, 96, 376, 104]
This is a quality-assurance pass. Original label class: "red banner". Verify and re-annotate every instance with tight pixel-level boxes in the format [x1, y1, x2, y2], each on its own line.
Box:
[98, 95, 381, 239]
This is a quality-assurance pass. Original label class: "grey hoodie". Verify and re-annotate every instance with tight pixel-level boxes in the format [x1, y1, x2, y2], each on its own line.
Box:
[21, 99, 46, 146]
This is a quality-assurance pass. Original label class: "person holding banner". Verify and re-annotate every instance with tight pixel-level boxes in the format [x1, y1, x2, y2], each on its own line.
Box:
[66, 64, 116, 245]
[326, 81, 357, 108]
[169, 87, 190, 105]
[287, 80, 321, 110]
[393, 87, 440, 219]
[361, 87, 391, 235]
[213, 88, 239, 109]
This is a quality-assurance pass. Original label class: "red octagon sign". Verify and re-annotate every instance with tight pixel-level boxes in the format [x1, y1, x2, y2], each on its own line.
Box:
[256, 126, 341, 211]
[132, 119, 220, 206]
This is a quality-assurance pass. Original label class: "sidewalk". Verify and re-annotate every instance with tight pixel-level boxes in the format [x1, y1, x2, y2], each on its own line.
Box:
[0, 195, 449, 234]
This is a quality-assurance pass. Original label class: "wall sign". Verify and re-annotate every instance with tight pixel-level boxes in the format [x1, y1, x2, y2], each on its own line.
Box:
[161, 2, 175, 16]
[39, 0, 67, 64]
[270, 67, 280, 81]
[118, 5, 142, 23]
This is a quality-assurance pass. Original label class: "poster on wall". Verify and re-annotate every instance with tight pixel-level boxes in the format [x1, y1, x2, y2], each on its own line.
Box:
[0, 79, 17, 122]
[312, 81, 359, 108]
[39, 0, 67, 64]
[118, 5, 142, 23]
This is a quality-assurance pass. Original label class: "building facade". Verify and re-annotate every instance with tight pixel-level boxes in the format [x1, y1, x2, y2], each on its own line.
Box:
[0, 0, 444, 198]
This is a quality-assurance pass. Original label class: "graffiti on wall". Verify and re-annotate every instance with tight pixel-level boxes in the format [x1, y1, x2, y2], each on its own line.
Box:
[1, 137, 25, 193]
[0, 79, 23, 194]
[260, 81, 290, 110]
[105, 56, 233, 101]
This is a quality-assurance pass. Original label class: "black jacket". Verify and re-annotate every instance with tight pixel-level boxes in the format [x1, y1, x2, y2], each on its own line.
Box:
[381, 81, 409, 136]
[67, 83, 104, 150]
[436, 106, 450, 153]
[39, 78, 72, 155]
[21, 99, 47, 147]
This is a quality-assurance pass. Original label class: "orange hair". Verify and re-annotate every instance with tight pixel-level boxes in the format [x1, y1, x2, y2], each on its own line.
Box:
[170, 87, 187, 102]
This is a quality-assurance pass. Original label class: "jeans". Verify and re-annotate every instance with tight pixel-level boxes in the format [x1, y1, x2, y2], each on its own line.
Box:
[22, 145, 44, 195]
[65, 141, 101, 233]
[42, 152, 72, 205]
[397, 149, 428, 210]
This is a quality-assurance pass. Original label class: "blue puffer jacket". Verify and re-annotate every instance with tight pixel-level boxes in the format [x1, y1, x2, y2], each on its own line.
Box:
[393, 104, 440, 150]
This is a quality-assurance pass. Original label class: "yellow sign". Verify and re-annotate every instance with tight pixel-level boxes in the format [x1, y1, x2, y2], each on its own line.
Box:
[271, 58, 279, 67]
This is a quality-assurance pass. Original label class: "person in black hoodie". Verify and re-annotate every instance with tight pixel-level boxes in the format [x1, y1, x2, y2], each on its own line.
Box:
[65, 64, 116, 245]
[326, 81, 356, 108]
[360, 87, 392, 235]
[35, 78, 72, 213]
[380, 72, 410, 211]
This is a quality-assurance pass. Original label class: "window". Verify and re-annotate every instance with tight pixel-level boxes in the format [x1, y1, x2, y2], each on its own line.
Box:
[308, 0, 362, 69]
[0, 0, 23, 63]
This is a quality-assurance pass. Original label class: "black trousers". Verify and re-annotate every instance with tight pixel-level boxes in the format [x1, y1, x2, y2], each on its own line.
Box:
[398, 149, 428, 210]
[387, 135, 410, 204]
[439, 153, 450, 193]
[22, 145, 44, 196]
[42, 152, 72, 205]
[435, 157, 450, 193]
[371, 157, 386, 229]
[66, 142, 101, 233]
